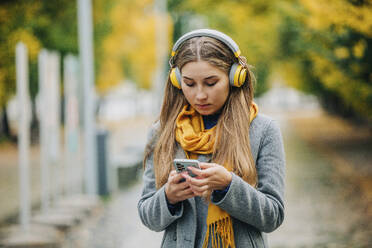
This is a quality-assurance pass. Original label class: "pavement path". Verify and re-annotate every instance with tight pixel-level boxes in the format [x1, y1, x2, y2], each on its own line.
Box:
[61, 182, 163, 248]
[0, 145, 43, 223]
[0, 138, 83, 225]
[268, 112, 370, 247]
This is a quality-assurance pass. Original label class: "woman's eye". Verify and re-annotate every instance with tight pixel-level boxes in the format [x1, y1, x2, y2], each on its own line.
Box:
[184, 81, 194, 87]
[206, 81, 217, 86]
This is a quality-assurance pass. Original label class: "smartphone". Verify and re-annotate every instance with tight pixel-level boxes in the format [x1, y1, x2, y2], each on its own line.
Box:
[173, 159, 200, 178]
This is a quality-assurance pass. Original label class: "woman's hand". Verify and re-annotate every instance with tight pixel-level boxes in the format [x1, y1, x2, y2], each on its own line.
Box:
[165, 170, 195, 204]
[183, 163, 232, 196]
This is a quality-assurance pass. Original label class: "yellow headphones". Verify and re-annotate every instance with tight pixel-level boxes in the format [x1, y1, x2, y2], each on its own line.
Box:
[169, 29, 247, 89]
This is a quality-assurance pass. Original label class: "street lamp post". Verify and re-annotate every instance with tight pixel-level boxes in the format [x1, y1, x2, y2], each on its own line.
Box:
[77, 0, 97, 195]
[153, 0, 168, 114]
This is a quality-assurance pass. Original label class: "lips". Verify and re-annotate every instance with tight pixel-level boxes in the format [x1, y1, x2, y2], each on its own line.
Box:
[196, 104, 211, 109]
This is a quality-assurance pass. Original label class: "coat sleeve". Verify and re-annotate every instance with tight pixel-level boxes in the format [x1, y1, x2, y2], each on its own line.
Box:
[211, 119, 285, 233]
[137, 124, 184, 232]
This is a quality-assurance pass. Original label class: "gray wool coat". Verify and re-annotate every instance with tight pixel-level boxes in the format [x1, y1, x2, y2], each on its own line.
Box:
[137, 113, 285, 248]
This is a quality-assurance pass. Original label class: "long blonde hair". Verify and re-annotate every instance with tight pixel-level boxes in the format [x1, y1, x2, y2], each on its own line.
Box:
[144, 36, 257, 189]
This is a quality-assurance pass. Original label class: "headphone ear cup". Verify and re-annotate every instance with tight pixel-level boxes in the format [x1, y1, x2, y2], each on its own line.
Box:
[229, 63, 247, 87]
[170, 67, 182, 89]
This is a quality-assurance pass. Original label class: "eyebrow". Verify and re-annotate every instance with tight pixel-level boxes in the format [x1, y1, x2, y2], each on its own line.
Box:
[183, 75, 218, 80]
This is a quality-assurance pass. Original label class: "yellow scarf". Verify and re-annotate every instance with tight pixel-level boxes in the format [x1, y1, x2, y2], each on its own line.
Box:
[175, 103, 258, 248]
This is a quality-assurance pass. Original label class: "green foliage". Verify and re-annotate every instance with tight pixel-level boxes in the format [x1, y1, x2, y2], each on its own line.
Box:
[0, 1, 40, 107]
[33, 0, 78, 54]
[0, 0, 79, 108]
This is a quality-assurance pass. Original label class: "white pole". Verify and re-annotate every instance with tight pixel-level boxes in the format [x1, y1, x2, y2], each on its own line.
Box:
[77, 0, 97, 195]
[38, 49, 51, 213]
[153, 0, 168, 114]
[50, 52, 61, 202]
[16, 42, 31, 232]
[64, 55, 81, 195]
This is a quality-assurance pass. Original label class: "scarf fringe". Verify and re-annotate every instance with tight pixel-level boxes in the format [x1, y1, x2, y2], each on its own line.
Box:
[202, 217, 235, 248]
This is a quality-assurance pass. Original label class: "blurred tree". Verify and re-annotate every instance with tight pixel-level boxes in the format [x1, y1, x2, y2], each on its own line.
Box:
[96, 0, 173, 93]
[276, 0, 372, 123]
[0, 0, 115, 141]
[0, 1, 41, 140]
[0, 0, 79, 141]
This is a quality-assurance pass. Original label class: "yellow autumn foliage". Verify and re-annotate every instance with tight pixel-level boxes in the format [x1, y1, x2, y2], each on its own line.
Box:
[310, 52, 372, 118]
[278, 0, 372, 121]
[0, 1, 43, 106]
[352, 40, 367, 58]
[301, 0, 372, 37]
[96, 0, 173, 93]
[0, 28, 40, 106]
[8, 29, 41, 60]
[274, 60, 304, 91]
[334, 47, 349, 60]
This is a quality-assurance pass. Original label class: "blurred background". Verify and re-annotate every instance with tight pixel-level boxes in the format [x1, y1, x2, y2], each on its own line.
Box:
[0, 0, 371, 247]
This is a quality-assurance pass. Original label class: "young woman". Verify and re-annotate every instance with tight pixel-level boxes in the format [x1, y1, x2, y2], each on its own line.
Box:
[138, 29, 285, 248]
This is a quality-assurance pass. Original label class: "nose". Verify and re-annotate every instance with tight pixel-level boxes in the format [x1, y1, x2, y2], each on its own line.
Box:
[195, 87, 207, 101]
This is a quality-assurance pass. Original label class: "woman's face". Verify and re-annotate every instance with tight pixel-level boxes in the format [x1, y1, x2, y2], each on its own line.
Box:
[181, 60, 230, 115]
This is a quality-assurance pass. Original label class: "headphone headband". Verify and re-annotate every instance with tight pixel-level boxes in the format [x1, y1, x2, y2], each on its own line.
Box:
[171, 29, 241, 58]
